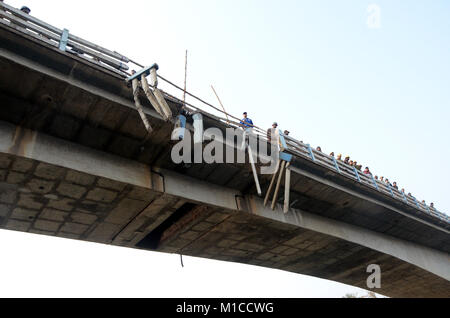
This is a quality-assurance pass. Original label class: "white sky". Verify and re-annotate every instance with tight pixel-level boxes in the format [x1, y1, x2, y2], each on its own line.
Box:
[2, 0, 448, 298]
[0, 230, 370, 298]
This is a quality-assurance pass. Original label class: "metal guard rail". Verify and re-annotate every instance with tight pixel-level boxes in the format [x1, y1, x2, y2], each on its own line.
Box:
[0, 2, 448, 225]
[283, 135, 449, 223]
[0, 2, 133, 75]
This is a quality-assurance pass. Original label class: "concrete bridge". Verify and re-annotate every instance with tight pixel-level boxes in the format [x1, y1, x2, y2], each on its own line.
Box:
[0, 3, 449, 297]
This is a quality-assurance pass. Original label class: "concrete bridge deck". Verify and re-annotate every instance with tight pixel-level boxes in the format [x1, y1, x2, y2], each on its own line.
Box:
[0, 6, 449, 297]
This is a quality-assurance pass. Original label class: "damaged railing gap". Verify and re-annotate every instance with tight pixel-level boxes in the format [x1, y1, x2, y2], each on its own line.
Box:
[126, 64, 174, 133]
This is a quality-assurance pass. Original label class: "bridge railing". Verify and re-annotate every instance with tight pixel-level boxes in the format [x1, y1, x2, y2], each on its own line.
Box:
[158, 74, 449, 225]
[0, 2, 134, 75]
[283, 134, 449, 223]
[1, 2, 448, 225]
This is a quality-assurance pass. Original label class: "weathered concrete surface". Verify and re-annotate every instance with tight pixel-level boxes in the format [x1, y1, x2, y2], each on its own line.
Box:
[155, 205, 450, 298]
[0, 154, 166, 243]
[0, 22, 449, 298]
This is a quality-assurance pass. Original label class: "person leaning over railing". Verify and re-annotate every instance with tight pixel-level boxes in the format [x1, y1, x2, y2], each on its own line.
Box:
[240, 112, 254, 131]
[300, 143, 439, 215]
[325, 149, 436, 214]
[239, 112, 254, 147]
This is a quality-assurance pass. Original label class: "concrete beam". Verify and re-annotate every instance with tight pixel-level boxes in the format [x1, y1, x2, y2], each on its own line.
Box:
[0, 121, 448, 281]
[0, 120, 153, 190]
[246, 196, 450, 281]
[0, 43, 162, 120]
[155, 167, 240, 212]
[0, 121, 240, 211]
[289, 165, 450, 235]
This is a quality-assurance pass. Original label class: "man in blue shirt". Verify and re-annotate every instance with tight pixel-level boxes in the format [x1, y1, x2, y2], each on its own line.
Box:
[240, 112, 254, 129]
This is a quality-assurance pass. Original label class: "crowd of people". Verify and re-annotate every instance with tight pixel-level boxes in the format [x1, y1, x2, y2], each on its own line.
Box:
[318, 148, 436, 211]
[240, 112, 438, 213]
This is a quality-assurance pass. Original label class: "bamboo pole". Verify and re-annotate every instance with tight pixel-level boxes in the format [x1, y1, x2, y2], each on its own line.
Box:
[272, 160, 287, 210]
[264, 160, 281, 206]
[211, 85, 230, 125]
[248, 145, 262, 196]
[183, 50, 188, 108]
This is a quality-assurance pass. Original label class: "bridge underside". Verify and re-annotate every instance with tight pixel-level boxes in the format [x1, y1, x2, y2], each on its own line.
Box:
[1, 148, 449, 298]
[0, 23, 449, 298]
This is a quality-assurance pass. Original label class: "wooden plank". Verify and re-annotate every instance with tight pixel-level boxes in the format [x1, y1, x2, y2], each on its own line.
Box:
[264, 160, 281, 207]
[272, 160, 286, 210]
[248, 145, 262, 196]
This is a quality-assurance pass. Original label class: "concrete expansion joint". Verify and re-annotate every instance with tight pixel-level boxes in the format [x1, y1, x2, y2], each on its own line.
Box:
[234, 194, 247, 213]
[150, 168, 165, 193]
